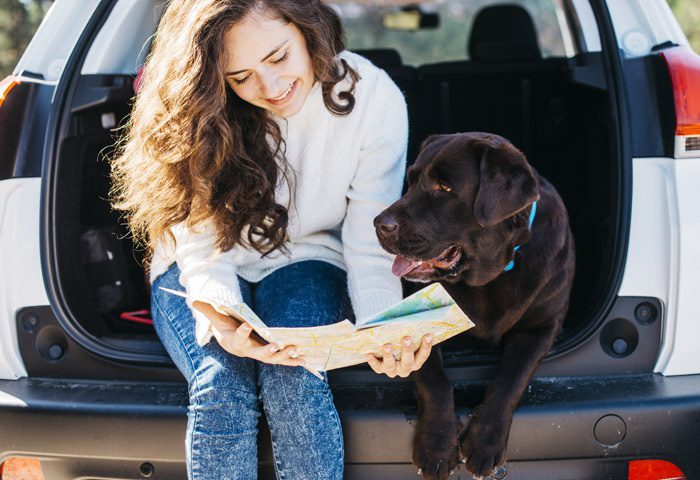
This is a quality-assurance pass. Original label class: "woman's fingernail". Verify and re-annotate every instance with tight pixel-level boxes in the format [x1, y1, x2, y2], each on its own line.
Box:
[289, 349, 298, 358]
[404, 338, 412, 347]
[269, 345, 278, 353]
[240, 324, 250, 331]
[384, 346, 392, 353]
[425, 335, 433, 344]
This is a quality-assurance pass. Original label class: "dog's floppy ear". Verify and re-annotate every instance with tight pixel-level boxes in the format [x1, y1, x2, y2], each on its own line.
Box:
[473, 141, 539, 228]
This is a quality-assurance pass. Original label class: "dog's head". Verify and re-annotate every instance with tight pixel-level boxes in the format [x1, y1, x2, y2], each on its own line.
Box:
[375, 132, 540, 286]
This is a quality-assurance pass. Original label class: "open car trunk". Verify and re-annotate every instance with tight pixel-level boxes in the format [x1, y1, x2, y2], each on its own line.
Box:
[40, 47, 624, 380]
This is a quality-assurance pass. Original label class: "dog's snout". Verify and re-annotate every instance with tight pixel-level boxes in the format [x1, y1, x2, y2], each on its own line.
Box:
[374, 212, 399, 238]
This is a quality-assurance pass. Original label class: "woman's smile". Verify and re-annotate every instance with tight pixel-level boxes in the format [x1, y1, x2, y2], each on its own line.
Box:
[265, 79, 298, 106]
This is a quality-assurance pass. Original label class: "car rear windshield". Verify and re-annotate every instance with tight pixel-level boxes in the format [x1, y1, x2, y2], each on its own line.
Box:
[330, 0, 578, 66]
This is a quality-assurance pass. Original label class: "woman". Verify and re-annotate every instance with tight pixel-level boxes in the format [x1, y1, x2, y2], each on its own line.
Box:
[110, 0, 432, 478]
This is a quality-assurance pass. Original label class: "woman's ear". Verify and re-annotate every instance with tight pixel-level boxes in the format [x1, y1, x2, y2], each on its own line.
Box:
[473, 143, 539, 228]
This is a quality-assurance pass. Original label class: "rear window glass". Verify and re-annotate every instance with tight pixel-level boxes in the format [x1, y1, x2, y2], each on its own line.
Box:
[330, 0, 575, 66]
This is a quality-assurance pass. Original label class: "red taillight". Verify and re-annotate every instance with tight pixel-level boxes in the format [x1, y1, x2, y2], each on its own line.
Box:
[0, 457, 44, 479]
[0, 75, 20, 109]
[629, 459, 685, 480]
[660, 46, 700, 158]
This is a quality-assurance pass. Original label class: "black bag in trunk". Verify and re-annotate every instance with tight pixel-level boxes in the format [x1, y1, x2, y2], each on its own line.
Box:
[80, 226, 148, 322]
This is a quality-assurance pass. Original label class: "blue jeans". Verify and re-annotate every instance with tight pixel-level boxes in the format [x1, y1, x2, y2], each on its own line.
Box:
[150, 260, 353, 480]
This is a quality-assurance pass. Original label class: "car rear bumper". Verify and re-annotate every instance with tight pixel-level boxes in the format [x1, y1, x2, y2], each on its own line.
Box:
[1, 373, 698, 480]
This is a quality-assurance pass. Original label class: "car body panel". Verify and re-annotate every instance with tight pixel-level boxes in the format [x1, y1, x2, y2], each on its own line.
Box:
[0, 178, 45, 380]
[14, 0, 101, 81]
[618, 158, 677, 373]
[663, 158, 700, 376]
[606, 0, 688, 58]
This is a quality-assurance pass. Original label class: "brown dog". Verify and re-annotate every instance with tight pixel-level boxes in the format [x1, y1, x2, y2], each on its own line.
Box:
[374, 132, 575, 479]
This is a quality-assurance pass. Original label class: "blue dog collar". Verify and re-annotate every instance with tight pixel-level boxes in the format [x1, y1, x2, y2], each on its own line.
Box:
[503, 201, 537, 272]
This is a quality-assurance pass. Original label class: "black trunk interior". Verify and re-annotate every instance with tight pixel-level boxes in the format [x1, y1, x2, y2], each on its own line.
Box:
[51, 48, 616, 363]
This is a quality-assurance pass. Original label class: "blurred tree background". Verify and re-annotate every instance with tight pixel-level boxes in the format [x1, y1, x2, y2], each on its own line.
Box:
[0, 0, 698, 78]
[667, 0, 700, 53]
[0, 0, 53, 77]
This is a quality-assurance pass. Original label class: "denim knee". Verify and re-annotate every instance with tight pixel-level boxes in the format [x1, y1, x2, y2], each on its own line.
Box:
[254, 260, 353, 328]
[188, 353, 260, 434]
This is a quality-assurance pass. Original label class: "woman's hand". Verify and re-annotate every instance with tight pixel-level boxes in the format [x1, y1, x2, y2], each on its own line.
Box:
[365, 335, 433, 378]
[193, 301, 306, 367]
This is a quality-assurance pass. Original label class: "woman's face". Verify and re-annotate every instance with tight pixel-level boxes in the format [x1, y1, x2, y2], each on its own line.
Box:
[224, 11, 315, 118]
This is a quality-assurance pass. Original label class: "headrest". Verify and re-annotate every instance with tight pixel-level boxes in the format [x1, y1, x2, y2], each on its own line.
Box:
[353, 49, 403, 67]
[468, 5, 542, 62]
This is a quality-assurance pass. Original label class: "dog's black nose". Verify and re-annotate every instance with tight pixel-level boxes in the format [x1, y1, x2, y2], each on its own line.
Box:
[374, 212, 399, 237]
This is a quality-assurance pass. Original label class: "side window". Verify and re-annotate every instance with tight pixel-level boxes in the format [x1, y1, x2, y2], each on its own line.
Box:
[331, 0, 578, 66]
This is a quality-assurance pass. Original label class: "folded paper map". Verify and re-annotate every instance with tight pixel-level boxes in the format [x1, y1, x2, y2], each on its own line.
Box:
[159, 283, 474, 378]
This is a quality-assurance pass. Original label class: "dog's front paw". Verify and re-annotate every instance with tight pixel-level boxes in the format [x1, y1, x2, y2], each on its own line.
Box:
[412, 412, 462, 480]
[459, 412, 509, 478]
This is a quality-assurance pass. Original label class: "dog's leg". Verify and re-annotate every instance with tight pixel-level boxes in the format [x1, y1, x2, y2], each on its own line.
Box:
[412, 347, 462, 480]
[459, 326, 558, 478]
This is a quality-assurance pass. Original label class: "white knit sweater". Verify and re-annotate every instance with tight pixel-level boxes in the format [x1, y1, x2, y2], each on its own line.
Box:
[149, 51, 408, 346]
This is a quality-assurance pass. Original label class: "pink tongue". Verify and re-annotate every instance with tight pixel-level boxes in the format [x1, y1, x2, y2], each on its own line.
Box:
[392, 255, 421, 276]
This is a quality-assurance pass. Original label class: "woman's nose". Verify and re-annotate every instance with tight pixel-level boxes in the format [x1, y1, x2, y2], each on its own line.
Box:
[258, 70, 280, 99]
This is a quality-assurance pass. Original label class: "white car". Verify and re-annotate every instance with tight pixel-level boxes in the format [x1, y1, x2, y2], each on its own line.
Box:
[1, 0, 699, 479]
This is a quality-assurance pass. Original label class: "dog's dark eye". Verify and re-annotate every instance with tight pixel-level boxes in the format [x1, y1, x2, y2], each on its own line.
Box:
[434, 181, 453, 193]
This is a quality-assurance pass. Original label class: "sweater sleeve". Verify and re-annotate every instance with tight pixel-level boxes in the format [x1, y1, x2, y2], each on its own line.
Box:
[170, 220, 244, 346]
[342, 70, 408, 324]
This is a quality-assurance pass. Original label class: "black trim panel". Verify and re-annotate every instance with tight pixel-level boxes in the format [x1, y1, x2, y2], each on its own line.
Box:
[622, 54, 676, 157]
[0, 82, 54, 180]
[16, 306, 184, 381]
[16, 296, 662, 382]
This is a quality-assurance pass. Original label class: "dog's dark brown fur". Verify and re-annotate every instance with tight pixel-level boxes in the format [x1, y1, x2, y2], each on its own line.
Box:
[374, 132, 575, 479]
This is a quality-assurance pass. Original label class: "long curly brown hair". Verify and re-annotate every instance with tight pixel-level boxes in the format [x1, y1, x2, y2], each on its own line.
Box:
[109, 0, 358, 274]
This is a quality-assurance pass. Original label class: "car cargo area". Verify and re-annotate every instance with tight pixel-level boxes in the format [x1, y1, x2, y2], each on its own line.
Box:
[41, 1, 623, 376]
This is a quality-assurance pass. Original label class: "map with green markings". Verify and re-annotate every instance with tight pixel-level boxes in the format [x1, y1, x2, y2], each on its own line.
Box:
[160, 283, 474, 379]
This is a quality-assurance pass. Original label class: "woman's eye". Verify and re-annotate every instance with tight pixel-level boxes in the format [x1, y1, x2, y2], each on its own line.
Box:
[272, 51, 289, 64]
[233, 75, 250, 85]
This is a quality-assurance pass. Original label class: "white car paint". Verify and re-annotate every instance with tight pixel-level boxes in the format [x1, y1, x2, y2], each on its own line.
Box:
[619, 157, 700, 376]
[664, 158, 700, 375]
[0, 178, 47, 380]
[14, 0, 100, 82]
